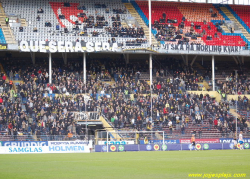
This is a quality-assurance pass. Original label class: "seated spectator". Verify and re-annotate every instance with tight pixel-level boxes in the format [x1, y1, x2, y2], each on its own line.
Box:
[75, 20, 81, 25]
[59, 14, 65, 19]
[206, 35, 212, 40]
[64, 27, 68, 33]
[209, 8, 213, 13]
[92, 31, 99, 37]
[73, 25, 79, 30]
[195, 25, 201, 29]
[245, 43, 248, 50]
[211, 13, 217, 17]
[56, 24, 60, 30]
[77, 5, 86, 10]
[37, 8, 43, 13]
[64, 2, 70, 7]
[78, 12, 86, 18]
[19, 26, 23, 32]
[33, 27, 38, 32]
[214, 32, 218, 38]
[45, 21, 51, 27]
[36, 15, 40, 21]
[217, 27, 222, 33]
[94, 3, 101, 8]
[79, 31, 85, 36]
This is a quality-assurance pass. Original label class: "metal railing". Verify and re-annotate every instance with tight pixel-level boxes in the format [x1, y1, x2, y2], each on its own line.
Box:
[0, 135, 94, 141]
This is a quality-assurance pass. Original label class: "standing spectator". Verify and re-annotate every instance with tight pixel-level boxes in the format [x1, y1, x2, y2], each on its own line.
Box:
[214, 118, 218, 129]
[5, 17, 9, 26]
[181, 123, 185, 135]
[198, 128, 202, 138]
[209, 118, 213, 130]
[2, 74, 6, 83]
[13, 127, 18, 141]
[9, 70, 13, 80]
[8, 122, 13, 135]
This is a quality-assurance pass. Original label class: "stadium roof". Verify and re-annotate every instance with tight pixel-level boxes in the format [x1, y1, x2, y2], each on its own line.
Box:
[137, 0, 250, 5]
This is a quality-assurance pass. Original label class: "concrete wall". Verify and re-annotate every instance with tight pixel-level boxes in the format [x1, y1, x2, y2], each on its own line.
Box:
[187, 91, 221, 101]
[227, 95, 250, 101]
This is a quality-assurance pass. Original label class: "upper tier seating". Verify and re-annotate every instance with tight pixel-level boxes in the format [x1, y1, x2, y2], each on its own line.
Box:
[135, 1, 247, 47]
[230, 5, 250, 29]
[2, 0, 147, 47]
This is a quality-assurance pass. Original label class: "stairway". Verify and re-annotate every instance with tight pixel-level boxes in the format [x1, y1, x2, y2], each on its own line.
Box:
[124, 3, 158, 46]
[100, 116, 122, 140]
[0, 63, 9, 82]
[0, 63, 18, 92]
[220, 7, 250, 41]
[121, 21, 128, 28]
[20, 19, 27, 27]
[220, 25, 231, 33]
[0, 3, 16, 44]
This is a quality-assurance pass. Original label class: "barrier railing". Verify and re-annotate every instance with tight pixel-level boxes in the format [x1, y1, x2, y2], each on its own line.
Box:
[0, 135, 94, 141]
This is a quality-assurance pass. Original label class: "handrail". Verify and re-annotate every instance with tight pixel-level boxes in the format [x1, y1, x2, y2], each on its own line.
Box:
[0, 135, 94, 141]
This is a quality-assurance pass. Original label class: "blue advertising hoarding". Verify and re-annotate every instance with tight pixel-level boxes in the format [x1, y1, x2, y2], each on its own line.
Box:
[95, 142, 250, 152]
[1, 141, 48, 147]
[219, 138, 250, 143]
[139, 139, 180, 144]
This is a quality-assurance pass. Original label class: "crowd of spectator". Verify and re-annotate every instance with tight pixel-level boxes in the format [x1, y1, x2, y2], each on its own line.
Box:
[107, 27, 145, 38]
[33, 2, 145, 46]
[153, 11, 227, 45]
[0, 57, 249, 140]
[217, 73, 250, 95]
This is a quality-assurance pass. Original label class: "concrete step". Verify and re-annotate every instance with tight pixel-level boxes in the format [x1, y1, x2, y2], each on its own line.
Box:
[124, 3, 158, 45]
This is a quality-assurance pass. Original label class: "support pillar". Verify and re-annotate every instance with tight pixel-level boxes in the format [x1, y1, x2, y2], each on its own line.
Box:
[233, 56, 238, 65]
[126, 54, 129, 64]
[212, 55, 215, 91]
[190, 55, 197, 67]
[62, 53, 67, 65]
[241, 56, 244, 64]
[31, 52, 35, 65]
[148, 0, 152, 47]
[181, 55, 188, 66]
[150, 54, 152, 86]
[149, 53, 153, 124]
[49, 53, 52, 84]
[83, 53, 86, 85]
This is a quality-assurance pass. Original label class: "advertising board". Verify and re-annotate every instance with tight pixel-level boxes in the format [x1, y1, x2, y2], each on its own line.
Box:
[0, 141, 92, 154]
[180, 138, 220, 144]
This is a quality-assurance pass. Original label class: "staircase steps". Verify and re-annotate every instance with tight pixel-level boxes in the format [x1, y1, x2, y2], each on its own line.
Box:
[124, 3, 158, 46]
[0, 3, 17, 44]
[220, 7, 250, 41]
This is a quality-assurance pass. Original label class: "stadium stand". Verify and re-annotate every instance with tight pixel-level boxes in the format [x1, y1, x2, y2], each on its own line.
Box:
[1, 0, 148, 47]
[0, 0, 250, 141]
[133, 1, 249, 48]
[0, 0, 249, 48]
[231, 5, 250, 30]
[1, 55, 249, 140]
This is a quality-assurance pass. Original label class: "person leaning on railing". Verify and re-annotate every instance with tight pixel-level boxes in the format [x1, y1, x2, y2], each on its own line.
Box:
[67, 130, 73, 140]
